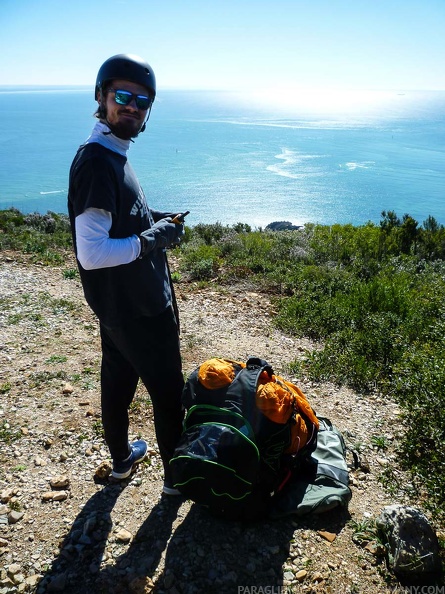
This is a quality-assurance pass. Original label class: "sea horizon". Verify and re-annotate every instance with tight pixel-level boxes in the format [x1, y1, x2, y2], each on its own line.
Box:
[1, 86, 444, 229]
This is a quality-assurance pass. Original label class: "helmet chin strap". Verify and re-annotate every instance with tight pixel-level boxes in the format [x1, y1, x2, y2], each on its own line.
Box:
[140, 105, 153, 134]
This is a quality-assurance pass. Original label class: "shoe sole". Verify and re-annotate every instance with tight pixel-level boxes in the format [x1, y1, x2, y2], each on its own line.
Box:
[111, 467, 134, 480]
[111, 453, 147, 480]
[162, 485, 182, 496]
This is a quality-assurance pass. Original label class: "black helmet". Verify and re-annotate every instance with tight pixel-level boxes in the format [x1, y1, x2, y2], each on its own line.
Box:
[95, 53, 156, 100]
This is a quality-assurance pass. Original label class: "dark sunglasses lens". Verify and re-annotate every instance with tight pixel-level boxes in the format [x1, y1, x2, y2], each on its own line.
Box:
[114, 90, 132, 105]
[136, 96, 150, 110]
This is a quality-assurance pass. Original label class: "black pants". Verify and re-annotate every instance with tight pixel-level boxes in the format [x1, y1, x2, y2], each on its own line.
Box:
[99, 306, 184, 484]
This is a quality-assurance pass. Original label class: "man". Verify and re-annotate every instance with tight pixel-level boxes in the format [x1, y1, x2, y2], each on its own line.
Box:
[67, 54, 185, 495]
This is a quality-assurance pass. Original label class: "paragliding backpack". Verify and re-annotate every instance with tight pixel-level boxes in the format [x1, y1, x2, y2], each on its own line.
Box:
[169, 357, 319, 520]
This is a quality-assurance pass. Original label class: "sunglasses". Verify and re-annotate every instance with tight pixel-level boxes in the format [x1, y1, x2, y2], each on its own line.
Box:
[109, 88, 152, 110]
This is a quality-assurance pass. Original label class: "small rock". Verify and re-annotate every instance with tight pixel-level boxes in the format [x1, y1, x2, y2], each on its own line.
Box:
[50, 476, 70, 489]
[377, 504, 442, 584]
[128, 576, 154, 593]
[295, 569, 307, 582]
[312, 571, 324, 583]
[364, 541, 386, 556]
[52, 490, 68, 501]
[115, 528, 132, 543]
[12, 572, 25, 585]
[8, 510, 24, 524]
[95, 461, 112, 479]
[358, 456, 371, 473]
[317, 530, 336, 542]
[7, 563, 21, 576]
[62, 383, 74, 394]
[283, 570, 294, 581]
[1, 488, 15, 503]
[25, 575, 41, 587]
[42, 492, 55, 502]
[1, 576, 15, 588]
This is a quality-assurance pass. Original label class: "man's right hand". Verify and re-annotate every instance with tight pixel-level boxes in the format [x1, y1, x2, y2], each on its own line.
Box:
[139, 218, 184, 258]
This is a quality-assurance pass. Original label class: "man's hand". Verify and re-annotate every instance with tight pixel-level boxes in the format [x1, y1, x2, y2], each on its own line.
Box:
[139, 218, 184, 258]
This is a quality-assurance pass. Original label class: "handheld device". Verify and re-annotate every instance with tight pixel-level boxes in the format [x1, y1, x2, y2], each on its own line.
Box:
[171, 210, 190, 224]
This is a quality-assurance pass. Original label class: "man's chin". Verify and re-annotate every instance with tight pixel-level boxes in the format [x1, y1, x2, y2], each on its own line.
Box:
[112, 121, 142, 140]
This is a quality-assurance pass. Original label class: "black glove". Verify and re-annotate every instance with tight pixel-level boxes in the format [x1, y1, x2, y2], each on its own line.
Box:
[139, 218, 184, 258]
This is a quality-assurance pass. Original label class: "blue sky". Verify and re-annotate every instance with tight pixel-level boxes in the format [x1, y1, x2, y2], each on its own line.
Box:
[1, 0, 444, 91]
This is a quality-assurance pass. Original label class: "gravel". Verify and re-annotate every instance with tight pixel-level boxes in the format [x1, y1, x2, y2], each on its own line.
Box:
[0, 253, 420, 593]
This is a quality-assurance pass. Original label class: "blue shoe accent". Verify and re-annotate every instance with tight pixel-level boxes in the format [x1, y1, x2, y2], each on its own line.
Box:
[111, 440, 148, 479]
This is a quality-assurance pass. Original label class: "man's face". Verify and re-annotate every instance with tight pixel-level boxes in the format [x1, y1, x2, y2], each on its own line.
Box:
[101, 79, 150, 140]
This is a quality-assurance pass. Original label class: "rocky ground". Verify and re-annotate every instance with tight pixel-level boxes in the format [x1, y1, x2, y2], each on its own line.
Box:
[0, 252, 431, 593]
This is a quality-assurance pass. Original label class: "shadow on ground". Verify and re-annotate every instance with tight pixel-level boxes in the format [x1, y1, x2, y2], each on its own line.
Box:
[38, 487, 350, 594]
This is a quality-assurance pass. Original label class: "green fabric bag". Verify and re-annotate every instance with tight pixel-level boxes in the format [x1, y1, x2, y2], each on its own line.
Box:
[270, 417, 352, 519]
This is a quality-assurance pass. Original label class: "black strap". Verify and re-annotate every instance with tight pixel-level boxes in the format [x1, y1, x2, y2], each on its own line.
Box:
[165, 253, 180, 334]
[225, 357, 273, 417]
[246, 357, 274, 377]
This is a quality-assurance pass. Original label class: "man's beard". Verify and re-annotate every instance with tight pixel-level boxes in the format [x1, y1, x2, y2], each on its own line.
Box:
[108, 117, 142, 140]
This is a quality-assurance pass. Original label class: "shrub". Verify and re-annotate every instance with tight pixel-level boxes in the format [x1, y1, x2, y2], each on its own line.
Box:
[192, 222, 228, 245]
[182, 242, 220, 281]
[392, 343, 445, 520]
[3, 207, 445, 521]
[0, 208, 72, 258]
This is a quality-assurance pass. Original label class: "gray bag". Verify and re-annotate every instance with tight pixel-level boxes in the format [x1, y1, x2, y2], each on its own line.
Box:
[270, 417, 352, 519]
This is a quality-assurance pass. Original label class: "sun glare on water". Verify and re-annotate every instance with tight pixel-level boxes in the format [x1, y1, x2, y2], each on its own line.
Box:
[236, 87, 406, 118]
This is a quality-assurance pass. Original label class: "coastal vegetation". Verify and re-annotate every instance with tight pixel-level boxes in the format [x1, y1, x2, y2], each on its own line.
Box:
[1, 206, 444, 524]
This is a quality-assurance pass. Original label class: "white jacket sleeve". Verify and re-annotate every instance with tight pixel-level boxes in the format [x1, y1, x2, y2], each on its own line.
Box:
[75, 208, 141, 270]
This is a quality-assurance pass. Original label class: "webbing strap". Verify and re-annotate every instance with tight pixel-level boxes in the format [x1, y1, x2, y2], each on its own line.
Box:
[224, 357, 273, 417]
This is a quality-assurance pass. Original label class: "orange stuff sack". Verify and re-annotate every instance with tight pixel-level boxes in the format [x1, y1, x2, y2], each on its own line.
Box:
[256, 373, 319, 454]
[198, 358, 245, 389]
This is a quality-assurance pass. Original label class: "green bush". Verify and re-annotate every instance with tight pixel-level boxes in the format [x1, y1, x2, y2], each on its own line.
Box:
[392, 343, 445, 517]
[182, 241, 220, 280]
[3, 208, 445, 521]
[192, 222, 227, 245]
[0, 208, 72, 260]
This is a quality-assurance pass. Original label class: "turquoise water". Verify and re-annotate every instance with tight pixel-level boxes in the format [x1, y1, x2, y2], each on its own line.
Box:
[0, 86, 444, 228]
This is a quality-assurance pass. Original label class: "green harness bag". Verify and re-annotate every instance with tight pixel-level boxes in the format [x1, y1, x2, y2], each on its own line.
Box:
[269, 417, 352, 519]
[169, 357, 318, 521]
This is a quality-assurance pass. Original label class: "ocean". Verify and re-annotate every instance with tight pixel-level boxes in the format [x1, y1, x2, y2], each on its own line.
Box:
[0, 86, 444, 229]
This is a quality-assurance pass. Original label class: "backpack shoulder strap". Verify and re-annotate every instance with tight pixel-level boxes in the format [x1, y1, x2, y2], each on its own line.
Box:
[225, 357, 273, 416]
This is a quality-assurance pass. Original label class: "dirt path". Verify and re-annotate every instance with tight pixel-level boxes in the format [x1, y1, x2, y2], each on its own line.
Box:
[0, 255, 412, 593]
